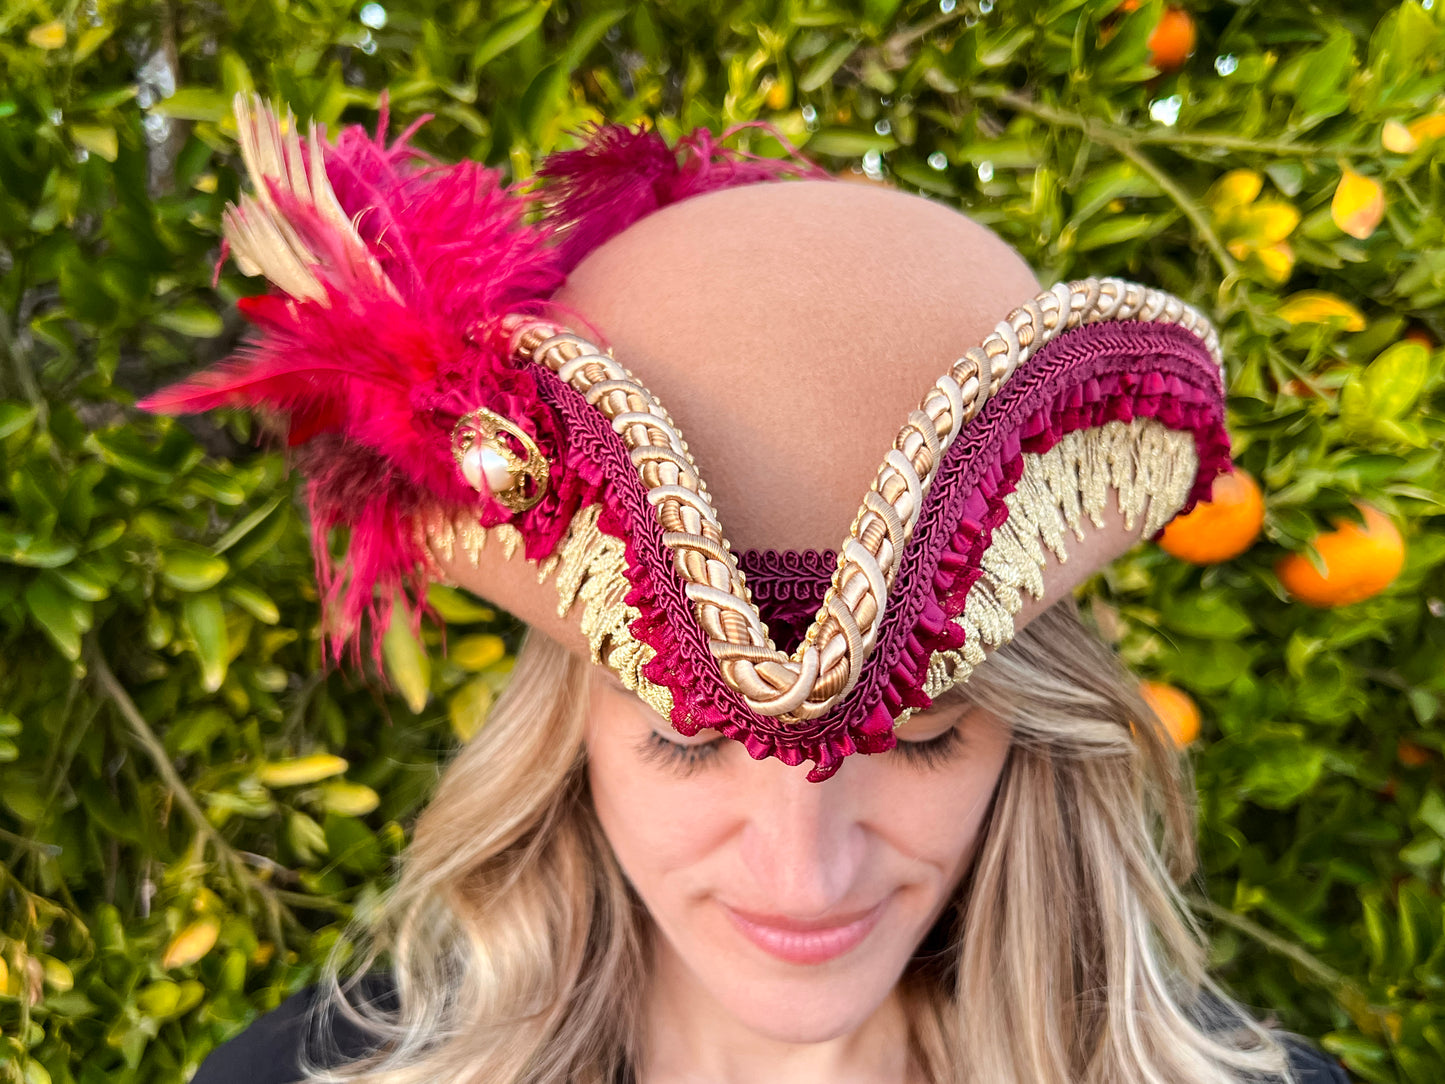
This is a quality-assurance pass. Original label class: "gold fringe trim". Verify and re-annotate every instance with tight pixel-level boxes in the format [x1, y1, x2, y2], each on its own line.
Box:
[919, 417, 1197, 708]
[422, 506, 674, 720]
[541, 504, 673, 719]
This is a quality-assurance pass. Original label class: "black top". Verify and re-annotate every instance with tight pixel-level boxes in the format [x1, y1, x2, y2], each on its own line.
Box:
[193, 975, 1351, 1083]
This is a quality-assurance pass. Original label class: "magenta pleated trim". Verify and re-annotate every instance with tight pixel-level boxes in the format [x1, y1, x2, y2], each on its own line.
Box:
[537, 320, 1230, 779]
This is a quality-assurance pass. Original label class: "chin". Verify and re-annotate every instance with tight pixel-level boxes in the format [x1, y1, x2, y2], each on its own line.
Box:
[716, 965, 903, 1043]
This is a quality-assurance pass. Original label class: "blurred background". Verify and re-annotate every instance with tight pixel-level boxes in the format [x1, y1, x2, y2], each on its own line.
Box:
[1, 0, 1442, 1080]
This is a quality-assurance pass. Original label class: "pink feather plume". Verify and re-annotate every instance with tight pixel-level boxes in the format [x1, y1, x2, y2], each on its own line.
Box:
[140, 106, 827, 663]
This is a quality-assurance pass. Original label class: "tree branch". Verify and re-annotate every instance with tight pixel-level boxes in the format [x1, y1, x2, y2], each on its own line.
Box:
[86, 641, 296, 945]
[1190, 895, 1395, 1034]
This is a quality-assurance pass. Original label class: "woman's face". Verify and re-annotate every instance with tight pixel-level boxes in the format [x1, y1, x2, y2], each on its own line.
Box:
[585, 669, 1012, 1044]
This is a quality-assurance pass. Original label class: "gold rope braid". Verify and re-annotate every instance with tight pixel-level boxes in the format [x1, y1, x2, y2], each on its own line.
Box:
[501, 277, 1219, 727]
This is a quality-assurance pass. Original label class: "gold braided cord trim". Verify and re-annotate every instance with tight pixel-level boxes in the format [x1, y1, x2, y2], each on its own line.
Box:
[507, 277, 1218, 727]
[917, 417, 1197, 709]
[422, 506, 674, 720]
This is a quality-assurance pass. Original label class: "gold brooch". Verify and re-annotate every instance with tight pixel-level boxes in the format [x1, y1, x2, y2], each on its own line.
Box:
[451, 408, 550, 513]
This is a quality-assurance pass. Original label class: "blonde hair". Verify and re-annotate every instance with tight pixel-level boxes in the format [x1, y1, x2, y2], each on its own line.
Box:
[307, 602, 1298, 1084]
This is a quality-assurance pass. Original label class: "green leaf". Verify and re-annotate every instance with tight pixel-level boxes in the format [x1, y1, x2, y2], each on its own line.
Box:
[323, 813, 384, 874]
[804, 129, 898, 157]
[316, 781, 381, 817]
[1073, 214, 1168, 252]
[6, 536, 78, 568]
[1361, 341, 1430, 419]
[164, 707, 229, 756]
[73, 25, 114, 63]
[182, 592, 228, 693]
[24, 573, 91, 661]
[213, 494, 286, 554]
[70, 125, 119, 163]
[1295, 30, 1355, 119]
[223, 583, 278, 624]
[450, 633, 506, 671]
[1239, 736, 1326, 808]
[1417, 789, 1445, 838]
[448, 676, 494, 743]
[471, 3, 550, 70]
[153, 303, 224, 338]
[426, 584, 495, 624]
[519, 61, 571, 145]
[1161, 591, 1253, 639]
[556, 6, 628, 70]
[93, 430, 180, 482]
[382, 615, 431, 713]
[889, 159, 960, 197]
[161, 544, 229, 592]
[0, 401, 39, 440]
[799, 39, 859, 93]
[978, 25, 1034, 68]
[258, 754, 348, 787]
[52, 565, 110, 601]
[1362, 891, 1390, 971]
[287, 810, 329, 862]
[150, 88, 232, 122]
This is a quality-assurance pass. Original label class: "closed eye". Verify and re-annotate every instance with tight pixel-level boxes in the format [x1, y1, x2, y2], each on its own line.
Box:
[892, 724, 966, 769]
[637, 729, 725, 775]
[638, 719, 968, 774]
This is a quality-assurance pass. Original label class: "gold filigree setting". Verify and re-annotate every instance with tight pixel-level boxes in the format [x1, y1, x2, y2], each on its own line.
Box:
[450, 408, 550, 513]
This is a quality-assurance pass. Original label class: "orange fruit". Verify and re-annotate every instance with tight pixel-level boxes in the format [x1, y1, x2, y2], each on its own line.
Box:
[1140, 680, 1201, 747]
[1397, 739, 1433, 767]
[1148, 7, 1196, 72]
[1403, 326, 1435, 350]
[1275, 504, 1404, 607]
[1158, 468, 1265, 564]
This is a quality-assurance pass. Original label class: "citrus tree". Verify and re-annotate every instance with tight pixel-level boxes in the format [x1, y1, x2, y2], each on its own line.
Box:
[1, 1, 1443, 1081]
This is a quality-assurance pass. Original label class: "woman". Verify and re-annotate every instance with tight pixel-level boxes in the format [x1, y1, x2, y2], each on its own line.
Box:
[148, 99, 1349, 1083]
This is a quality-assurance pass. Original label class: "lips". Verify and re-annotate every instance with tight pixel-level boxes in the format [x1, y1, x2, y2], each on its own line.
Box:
[722, 900, 887, 965]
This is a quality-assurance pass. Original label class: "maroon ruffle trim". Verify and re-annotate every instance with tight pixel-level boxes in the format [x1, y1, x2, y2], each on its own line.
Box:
[538, 320, 1229, 779]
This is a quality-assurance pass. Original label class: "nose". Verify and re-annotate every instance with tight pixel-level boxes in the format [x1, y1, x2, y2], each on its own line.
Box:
[735, 754, 868, 917]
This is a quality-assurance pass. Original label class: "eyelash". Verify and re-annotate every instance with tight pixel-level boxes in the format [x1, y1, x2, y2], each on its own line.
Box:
[892, 724, 966, 769]
[639, 723, 967, 774]
[639, 731, 724, 775]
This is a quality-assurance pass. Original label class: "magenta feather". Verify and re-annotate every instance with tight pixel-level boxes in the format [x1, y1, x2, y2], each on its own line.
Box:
[537, 121, 831, 272]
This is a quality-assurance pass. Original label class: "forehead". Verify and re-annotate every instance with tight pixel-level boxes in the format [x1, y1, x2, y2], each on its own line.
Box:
[553, 179, 1041, 553]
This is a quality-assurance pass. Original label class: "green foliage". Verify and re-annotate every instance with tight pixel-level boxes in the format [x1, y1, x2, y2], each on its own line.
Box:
[2, 0, 1443, 1080]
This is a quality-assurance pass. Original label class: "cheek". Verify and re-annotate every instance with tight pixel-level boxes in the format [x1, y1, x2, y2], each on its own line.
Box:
[583, 696, 729, 903]
[867, 718, 1012, 883]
